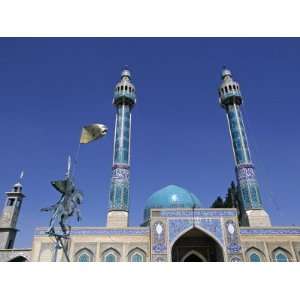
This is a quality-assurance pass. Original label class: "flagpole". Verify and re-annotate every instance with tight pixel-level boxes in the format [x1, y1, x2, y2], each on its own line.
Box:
[72, 123, 107, 178]
[72, 142, 81, 178]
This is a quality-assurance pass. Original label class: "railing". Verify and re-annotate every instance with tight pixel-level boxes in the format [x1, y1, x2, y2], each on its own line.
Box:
[114, 91, 136, 99]
[223, 90, 242, 98]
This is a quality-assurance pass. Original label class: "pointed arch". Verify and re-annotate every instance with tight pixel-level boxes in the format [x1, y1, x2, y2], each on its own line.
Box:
[171, 227, 225, 262]
[170, 224, 224, 252]
[246, 247, 266, 262]
[272, 247, 292, 262]
[75, 248, 94, 262]
[102, 248, 121, 262]
[127, 247, 146, 262]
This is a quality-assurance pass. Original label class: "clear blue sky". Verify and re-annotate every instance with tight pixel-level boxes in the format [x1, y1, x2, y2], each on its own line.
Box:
[0, 38, 299, 248]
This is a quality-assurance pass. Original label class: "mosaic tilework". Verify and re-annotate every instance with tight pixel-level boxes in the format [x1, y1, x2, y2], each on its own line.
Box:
[109, 102, 132, 212]
[168, 218, 224, 246]
[227, 105, 251, 164]
[226, 104, 263, 210]
[109, 165, 130, 211]
[152, 221, 167, 254]
[159, 209, 237, 218]
[240, 228, 300, 235]
[225, 220, 242, 254]
[35, 227, 149, 236]
[236, 164, 263, 210]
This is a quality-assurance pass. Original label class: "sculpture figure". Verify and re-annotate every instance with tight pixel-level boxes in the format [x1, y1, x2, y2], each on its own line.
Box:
[41, 157, 83, 236]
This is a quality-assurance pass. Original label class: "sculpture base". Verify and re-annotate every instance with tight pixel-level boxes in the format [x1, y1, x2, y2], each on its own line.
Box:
[106, 211, 128, 228]
[242, 209, 272, 227]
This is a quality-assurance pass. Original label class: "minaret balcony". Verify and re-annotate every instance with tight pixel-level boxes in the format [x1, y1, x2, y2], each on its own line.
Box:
[114, 91, 136, 100]
[221, 90, 242, 99]
[220, 93, 243, 107]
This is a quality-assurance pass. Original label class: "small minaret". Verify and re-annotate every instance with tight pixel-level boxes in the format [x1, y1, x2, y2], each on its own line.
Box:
[107, 68, 136, 227]
[218, 67, 271, 227]
[0, 181, 25, 249]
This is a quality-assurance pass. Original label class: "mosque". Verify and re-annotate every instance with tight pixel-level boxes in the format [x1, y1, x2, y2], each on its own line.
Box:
[1, 67, 300, 262]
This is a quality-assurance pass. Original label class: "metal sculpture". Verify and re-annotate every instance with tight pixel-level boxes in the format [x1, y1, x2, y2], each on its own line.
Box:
[41, 156, 83, 261]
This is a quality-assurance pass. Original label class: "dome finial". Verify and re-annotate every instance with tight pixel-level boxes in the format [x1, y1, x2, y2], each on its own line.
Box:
[221, 66, 232, 79]
[121, 66, 131, 79]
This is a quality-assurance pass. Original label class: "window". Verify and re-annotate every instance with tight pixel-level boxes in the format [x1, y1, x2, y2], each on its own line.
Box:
[7, 198, 15, 206]
[131, 253, 143, 262]
[128, 248, 145, 262]
[247, 248, 265, 262]
[121, 86, 123, 91]
[76, 249, 94, 262]
[103, 248, 120, 262]
[229, 85, 232, 91]
[125, 85, 128, 91]
[225, 86, 228, 93]
[105, 253, 117, 262]
[129, 87, 131, 92]
[275, 252, 288, 262]
[249, 253, 261, 262]
[273, 248, 290, 262]
[78, 253, 90, 262]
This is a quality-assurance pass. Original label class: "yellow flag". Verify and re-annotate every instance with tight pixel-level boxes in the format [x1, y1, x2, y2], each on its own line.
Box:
[80, 124, 108, 144]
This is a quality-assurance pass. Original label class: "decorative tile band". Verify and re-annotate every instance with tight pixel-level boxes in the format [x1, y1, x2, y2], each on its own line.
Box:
[159, 209, 237, 218]
[240, 228, 300, 235]
[35, 228, 149, 236]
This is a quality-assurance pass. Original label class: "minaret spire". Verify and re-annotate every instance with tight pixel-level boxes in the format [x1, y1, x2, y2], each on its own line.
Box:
[0, 179, 25, 249]
[107, 67, 136, 227]
[218, 67, 271, 227]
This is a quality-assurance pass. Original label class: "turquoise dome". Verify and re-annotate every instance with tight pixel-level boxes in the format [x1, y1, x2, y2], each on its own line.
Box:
[144, 185, 201, 221]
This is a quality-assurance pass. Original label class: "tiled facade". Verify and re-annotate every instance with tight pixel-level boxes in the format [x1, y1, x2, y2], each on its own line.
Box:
[30, 208, 300, 262]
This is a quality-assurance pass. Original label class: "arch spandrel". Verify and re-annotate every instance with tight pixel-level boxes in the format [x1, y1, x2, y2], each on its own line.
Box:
[168, 219, 224, 247]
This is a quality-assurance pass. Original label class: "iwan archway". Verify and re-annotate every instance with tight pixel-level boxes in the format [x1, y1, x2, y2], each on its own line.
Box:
[171, 228, 224, 262]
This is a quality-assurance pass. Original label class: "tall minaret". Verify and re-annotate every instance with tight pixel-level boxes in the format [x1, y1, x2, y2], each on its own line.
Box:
[218, 67, 271, 227]
[0, 181, 25, 249]
[107, 68, 136, 227]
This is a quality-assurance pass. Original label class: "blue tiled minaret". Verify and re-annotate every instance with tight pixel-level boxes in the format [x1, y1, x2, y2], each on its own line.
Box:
[107, 68, 136, 227]
[219, 67, 271, 227]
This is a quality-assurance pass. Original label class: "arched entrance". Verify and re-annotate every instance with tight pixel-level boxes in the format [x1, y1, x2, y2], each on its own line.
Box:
[171, 228, 224, 262]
